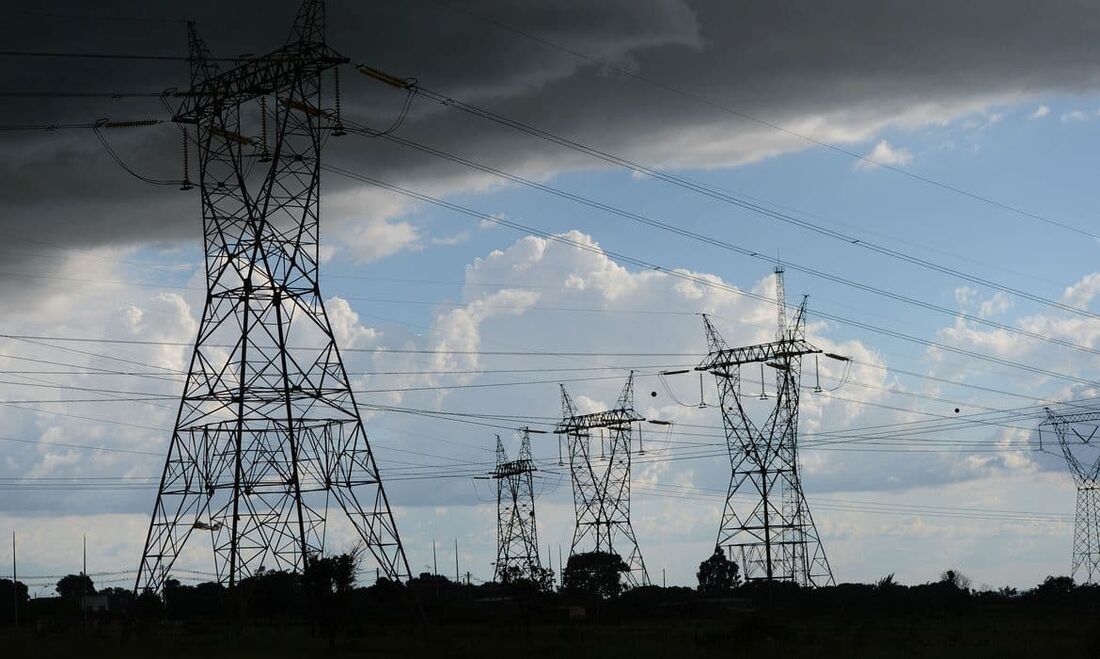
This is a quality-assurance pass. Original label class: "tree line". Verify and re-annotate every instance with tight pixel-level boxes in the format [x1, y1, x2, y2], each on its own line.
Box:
[2, 549, 1099, 629]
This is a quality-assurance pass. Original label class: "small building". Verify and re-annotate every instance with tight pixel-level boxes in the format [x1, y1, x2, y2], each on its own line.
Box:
[554, 604, 587, 620]
[81, 594, 110, 613]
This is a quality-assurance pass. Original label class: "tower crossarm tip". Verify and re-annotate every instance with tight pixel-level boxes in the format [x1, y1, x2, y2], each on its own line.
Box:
[696, 337, 820, 373]
[555, 408, 645, 434]
[1043, 410, 1100, 428]
[492, 458, 538, 478]
[174, 42, 348, 123]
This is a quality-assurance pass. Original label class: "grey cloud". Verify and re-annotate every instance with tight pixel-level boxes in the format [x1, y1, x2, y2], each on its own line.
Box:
[4, 0, 1100, 281]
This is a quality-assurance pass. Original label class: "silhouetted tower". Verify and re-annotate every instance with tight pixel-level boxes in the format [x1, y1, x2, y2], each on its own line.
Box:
[556, 373, 649, 587]
[491, 429, 543, 582]
[1040, 408, 1100, 583]
[135, 0, 409, 593]
[696, 268, 835, 586]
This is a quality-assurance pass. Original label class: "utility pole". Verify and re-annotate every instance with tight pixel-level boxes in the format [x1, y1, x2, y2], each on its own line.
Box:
[454, 538, 460, 584]
[133, 0, 409, 594]
[433, 540, 438, 575]
[556, 373, 649, 587]
[11, 531, 17, 628]
[82, 534, 87, 628]
[1040, 409, 1100, 582]
[490, 430, 544, 583]
[696, 268, 842, 587]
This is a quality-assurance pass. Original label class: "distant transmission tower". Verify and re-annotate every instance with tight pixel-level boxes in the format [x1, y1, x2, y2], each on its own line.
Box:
[556, 373, 650, 587]
[696, 268, 838, 586]
[135, 0, 409, 593]
[491, 429, 543, 583]
[1040, 408, 1100, 583]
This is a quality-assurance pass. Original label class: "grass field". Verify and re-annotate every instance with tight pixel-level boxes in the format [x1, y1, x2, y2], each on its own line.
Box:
[3, 610, 1098, 658]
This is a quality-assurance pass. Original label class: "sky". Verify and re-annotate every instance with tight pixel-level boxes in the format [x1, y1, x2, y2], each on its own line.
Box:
[3, 0, 1100, 594]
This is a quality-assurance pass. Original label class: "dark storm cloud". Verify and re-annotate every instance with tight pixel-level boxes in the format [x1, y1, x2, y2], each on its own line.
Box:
[3, 0, 1100, 275]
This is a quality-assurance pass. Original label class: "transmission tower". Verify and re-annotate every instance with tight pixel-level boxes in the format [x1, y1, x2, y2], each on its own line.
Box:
[491, 429, 543, 583]
[556, 373, 649, 587]
[696, 268, 836, 587]
[1040, 408, 1100, 583]
[135, 0, 410, 593]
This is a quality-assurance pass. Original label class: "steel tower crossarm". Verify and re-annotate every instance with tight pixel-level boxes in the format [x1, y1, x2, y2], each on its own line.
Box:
[1041, 408, 1100, 485]
[174, 43, 348, 123]
[554, 408, 645, 435]
[1043, 409, 1100, 430]
[696, 337, 820, 373]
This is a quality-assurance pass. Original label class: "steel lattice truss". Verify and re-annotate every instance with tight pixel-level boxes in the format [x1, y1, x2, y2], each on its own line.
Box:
[135, 0, 409, 593]
[555, 374, 650, 587]
[696, 269, 834, 587]
[1040, 408, 1100, 583]
[492, 430, 543, 582]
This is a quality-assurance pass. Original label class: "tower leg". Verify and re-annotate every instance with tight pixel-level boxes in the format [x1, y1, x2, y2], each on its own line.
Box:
[1073, 486, 1100, 583]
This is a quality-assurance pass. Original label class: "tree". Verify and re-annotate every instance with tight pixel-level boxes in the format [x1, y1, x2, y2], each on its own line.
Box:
[697, 549, 741, 595]
[238, 567, 299, 620]
[499, 564, 554, 593]
[305, 551, 359, 597]
[56, 573, 96, 598]
[562, 551, 629, 600]
[1033, 575, 1075, 598]
[164, 577, 227, 620]
[939, 569, 972, 592]
[0, 579, 29, 624]
[304, 549, 363, 644]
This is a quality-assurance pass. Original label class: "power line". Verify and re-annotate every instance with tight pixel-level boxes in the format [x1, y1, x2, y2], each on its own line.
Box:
[9, 105, 1099, 366]
[0, 369, 671, 399]
[359, 71, 1100, 323]
[0, 121, 102, 132]
[0, 355, 1045, 438]
[347, 124, 1100, 360]
[4, 10, 190, 25]
[0, 434, 161, 457]
[0, 92, 168, 98]
[0, 49, 240, 62]
[423, 0, 1100, 242]
[0, 330, 1086, 433]
[0, 363, 687, 378]
[0, 333, 695, 357]
[321, 165, 1100, 390]
[0, 251, 1088, 406]
[630, 482, 1073, 524]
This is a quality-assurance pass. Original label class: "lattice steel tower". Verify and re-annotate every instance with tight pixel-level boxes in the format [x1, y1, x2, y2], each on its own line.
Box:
[696, 268, 835, 586]
[1040, 408, 1100, 583]
[556, 373, 649, 587]
[491, 429, 543, 582]
[135, 0, 409, 593]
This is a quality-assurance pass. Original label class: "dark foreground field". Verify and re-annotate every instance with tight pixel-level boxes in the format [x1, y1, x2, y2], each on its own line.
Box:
[6, 569, 1100, 657]
[2, 611, 1098, 659]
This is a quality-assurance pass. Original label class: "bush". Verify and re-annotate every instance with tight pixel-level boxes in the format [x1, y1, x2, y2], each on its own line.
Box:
[562, 552, 629, 600]
[697, 549, 741, 595]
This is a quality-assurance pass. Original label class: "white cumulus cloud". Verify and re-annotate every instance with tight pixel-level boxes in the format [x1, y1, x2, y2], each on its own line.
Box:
[855, 140, 914, 170]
